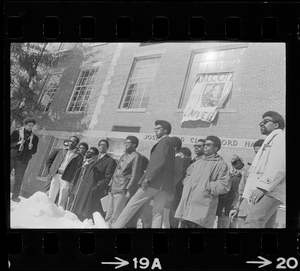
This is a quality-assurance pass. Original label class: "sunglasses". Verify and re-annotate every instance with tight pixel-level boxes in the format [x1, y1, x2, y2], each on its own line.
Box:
[194, 144, 204, 148]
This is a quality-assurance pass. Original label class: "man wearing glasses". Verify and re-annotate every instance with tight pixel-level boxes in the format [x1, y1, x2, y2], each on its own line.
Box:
[191, 139, 205, 164]
[47, 136, 84, 209]
[43, 139, 69, 195]
[175, 135, 230, 228]
[105, 136, 143, 227]
[113, 120, 175, 228]
[241, 111, 285, 228]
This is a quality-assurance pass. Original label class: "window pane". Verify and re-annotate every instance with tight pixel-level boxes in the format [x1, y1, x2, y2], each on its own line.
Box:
[120, 57, 160, 109]
[67, 69, 98, 112]
[180, 47, 246, 109]
[198, 62, 208, 73]
[130, 85, 143, 108]
[207, 61, 217, 73]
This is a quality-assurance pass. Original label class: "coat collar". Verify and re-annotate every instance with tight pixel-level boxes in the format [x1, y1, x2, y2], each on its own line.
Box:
[97, 153, 109, 162]
[150, 135, 169, 154]
[203, 153, 222, 161]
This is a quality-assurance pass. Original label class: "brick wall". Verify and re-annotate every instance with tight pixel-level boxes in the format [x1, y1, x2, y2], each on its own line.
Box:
[88, 42, 285, 164]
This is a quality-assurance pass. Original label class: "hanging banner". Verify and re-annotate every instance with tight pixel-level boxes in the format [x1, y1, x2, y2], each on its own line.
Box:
[181, 73, 233, 123]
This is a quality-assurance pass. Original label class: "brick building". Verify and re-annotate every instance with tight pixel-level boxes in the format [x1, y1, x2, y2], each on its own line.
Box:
[18, 42, 285, 199]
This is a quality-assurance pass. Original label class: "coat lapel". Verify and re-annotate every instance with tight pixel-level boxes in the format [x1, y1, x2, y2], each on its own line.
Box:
[94, 153, 108, 167]
[150, 143, 158, 155]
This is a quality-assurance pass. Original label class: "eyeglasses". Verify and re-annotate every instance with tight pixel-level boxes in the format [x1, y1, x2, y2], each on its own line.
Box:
[194, 144, 204, 148]
[63, 144, 69, 147]
[154, 126, 164, 131]
[204, 143, 214, 147]
[259, 119, 275, 126]
[125, 141, 132, 145]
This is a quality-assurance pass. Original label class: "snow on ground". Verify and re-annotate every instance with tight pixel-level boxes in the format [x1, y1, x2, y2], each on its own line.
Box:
[10, 191, 286, 229]
[10, 191, 108, 229]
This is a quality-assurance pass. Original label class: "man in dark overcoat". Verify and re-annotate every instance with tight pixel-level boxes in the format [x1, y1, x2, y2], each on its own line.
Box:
[68, 140, 117, 220]
[10, 117, 39, 202]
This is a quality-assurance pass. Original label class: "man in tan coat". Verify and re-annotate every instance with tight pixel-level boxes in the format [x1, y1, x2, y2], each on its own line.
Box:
[175, 135, 230, 228]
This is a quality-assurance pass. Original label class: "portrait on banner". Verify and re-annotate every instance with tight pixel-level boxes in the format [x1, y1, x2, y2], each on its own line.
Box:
[201, 83, 225, 108]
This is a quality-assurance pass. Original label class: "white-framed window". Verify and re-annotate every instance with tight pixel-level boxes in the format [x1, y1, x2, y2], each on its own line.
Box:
[67, 68, 99, 112]
[40, 73, 62, 112]
[178, 46, 247, 109]
[38, 137, 67, 178]
[119, 56, 161, 110]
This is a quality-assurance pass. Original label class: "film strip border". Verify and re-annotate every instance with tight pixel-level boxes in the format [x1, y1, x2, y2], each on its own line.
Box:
[5, 1, 300, 270]
[4, 2, 300, 40]
[7, 230, 300, 270]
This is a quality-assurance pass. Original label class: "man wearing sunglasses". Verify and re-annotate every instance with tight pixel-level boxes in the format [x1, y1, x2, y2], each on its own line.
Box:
[43, 139, 69, 195]
[191, 139, 205, 164]
[47, 136, 84, 209]
[175, 135, 230, 228]
[229, 139, 264, 228]
[241, 111, 285, 228]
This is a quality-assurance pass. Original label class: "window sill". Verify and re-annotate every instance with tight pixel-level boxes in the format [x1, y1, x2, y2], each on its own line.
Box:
[117, 108, 147, 113]
[65, 111, 85, 114]
[176, 108, 237, 113]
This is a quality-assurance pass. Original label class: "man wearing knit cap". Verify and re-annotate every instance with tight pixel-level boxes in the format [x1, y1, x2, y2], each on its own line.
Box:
[10, 117, 39, 202]
[216, 155, 245, 228]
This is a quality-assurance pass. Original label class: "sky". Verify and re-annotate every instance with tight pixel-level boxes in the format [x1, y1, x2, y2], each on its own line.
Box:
[10, 191, 108, 229]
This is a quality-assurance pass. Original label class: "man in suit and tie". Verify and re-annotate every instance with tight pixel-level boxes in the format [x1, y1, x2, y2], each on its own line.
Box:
[113, 120, 175, 228]
[105, 136, 143, 227]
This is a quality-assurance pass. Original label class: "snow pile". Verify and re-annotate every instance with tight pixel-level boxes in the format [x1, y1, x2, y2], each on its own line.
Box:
[10, 191, 108, 228]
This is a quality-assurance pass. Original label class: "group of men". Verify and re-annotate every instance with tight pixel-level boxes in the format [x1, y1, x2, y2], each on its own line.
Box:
[10, 110, 285, 228]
